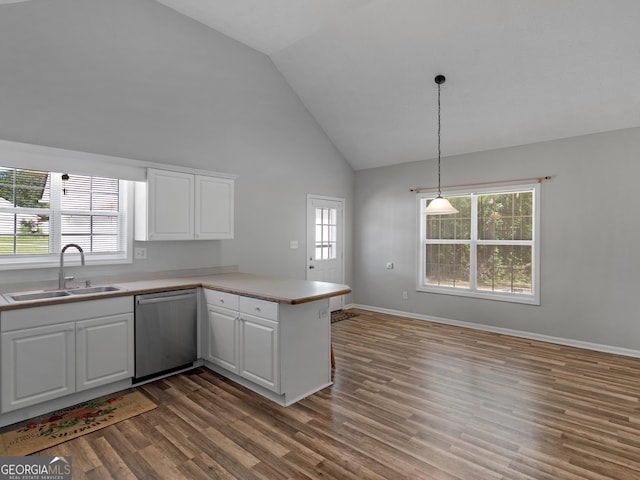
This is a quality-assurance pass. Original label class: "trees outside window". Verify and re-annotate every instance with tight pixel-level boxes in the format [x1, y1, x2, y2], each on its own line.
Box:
[419, 183, 540, 305]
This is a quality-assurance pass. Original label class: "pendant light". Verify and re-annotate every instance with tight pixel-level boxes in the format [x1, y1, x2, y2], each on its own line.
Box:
[424, 75, 459, 215]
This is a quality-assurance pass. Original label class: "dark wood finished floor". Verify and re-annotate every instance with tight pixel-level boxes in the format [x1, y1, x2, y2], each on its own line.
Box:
[38, 308, 640, 479]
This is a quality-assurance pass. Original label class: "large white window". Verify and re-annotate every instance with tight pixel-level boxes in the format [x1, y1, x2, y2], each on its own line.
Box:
[0, 167, 131, 269]
[418, 183, 540, 304]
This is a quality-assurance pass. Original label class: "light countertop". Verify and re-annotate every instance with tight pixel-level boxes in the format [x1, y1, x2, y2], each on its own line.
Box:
[0, 272, 352, 311]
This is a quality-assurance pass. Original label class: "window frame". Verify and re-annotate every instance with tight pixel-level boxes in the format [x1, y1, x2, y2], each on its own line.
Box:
[417, 182, 540, 305]
[0, 168, 133, 270]
[314, 206, 338, 261]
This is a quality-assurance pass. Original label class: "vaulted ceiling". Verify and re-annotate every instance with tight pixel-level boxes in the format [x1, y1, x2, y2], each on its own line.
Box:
[152, 0, 640, 171]
[6, 0, 639, 171]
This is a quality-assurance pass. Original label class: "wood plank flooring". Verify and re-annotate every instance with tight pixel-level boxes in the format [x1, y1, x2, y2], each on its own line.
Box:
[37, 308, 640, 479]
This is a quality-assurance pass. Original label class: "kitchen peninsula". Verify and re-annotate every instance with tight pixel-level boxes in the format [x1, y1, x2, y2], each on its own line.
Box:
[0, 272, 351, 427]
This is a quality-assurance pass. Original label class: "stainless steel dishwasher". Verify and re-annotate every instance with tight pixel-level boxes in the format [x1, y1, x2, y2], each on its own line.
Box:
[134, 289, 197, 382]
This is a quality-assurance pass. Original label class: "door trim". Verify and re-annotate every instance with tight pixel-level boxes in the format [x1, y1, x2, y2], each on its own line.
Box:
[306, 194, 345, 311]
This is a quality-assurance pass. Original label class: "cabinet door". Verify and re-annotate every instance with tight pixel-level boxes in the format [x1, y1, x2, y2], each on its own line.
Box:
[240, 314, 280, 393]
[206, 305, 240, 373]
[76, 313, 134, 392]
[1, 323, 75, 412]
[146, 168, 194, 240]
[195, 175, 234, 240]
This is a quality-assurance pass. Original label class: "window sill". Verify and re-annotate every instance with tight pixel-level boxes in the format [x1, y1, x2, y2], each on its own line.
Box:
[0, 254, 132, 271]
[417, 286, 540, 305]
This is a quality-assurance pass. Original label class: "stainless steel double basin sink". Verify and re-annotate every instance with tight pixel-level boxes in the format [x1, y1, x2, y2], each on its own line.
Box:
[3, 285, 126, 303]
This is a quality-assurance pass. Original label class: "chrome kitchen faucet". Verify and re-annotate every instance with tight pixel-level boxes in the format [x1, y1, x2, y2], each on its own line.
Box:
[58, 243, 85, 289]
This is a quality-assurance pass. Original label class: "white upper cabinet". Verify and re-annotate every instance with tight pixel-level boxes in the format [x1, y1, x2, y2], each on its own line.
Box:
[140, 169, 194, 241]
[195, 175, 234, 240]
[135, 168, 235, 241]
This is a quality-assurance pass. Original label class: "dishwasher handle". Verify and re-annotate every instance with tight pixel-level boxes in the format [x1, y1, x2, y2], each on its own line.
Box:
[136, 292, 197, 306]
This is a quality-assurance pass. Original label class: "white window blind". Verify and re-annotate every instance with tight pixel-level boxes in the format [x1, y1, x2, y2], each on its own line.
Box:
[0, 167, 129, 268]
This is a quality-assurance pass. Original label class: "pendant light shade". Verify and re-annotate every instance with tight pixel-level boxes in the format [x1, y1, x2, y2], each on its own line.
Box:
[424, 74, 458, 215]
[425, 195, 459, 215]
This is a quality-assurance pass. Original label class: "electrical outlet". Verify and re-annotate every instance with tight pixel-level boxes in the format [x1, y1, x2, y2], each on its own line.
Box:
[402, 291, 408, 300]
[134, 247, 147, 260]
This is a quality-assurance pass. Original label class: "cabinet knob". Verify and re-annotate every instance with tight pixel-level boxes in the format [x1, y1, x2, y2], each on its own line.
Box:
[255, 307, 261, 312]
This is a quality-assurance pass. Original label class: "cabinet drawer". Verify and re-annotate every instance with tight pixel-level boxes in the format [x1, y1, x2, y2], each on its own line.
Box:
[204, 289, 239, 310]
[240, 297, 278, 321]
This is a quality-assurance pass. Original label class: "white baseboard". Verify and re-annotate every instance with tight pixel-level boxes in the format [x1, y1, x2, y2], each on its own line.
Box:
[344, 303, 640, 359]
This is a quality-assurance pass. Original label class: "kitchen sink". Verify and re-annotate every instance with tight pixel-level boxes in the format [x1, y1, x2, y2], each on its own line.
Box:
[5, 290, 72, 302]
[3, 285, 126, 303]
[68, 286, 124, 295]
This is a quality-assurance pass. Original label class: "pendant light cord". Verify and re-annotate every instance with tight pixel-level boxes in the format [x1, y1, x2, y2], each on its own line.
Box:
[437, 81, 442, 197]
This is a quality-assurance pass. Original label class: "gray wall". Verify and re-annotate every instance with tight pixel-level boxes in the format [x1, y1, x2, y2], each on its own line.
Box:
[354, 127, 640, 350]
[0, 0, 354, 292]
[2, 0, 636, 351]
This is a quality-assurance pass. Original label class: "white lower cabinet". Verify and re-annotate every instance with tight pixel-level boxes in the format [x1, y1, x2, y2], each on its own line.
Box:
[206, 302, 240, 374]
[240, 313, 279, 392]
[1, 297, 133, 413]
[204, 289, 332, 406]
[204, 290, 281, 394]
[1, 323, 76, 411]
[76, 313, 134, 392]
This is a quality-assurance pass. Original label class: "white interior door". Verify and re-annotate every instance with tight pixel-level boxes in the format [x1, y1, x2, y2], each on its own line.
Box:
[306, 195, 344, 312]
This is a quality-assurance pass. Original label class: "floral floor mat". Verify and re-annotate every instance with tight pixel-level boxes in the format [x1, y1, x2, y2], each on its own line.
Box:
[0, 389, 156, 456]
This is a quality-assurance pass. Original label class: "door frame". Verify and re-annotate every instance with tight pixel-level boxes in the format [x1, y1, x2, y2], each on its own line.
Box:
[306, 194, 346, 311]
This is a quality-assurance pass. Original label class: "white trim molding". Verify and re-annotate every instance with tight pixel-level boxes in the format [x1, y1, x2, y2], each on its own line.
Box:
[345, 303, 640, 359]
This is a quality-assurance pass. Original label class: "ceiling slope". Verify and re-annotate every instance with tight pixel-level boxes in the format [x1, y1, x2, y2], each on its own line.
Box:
[157, 1, 640, 170]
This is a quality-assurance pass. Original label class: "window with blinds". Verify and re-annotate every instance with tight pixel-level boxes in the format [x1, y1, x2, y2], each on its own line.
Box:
[0, 167, 129, 266]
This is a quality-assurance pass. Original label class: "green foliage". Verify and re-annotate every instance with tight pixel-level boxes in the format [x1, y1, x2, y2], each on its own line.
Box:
[425, 196, 472, 240]
[478, 191, 533, 241]
[0, 236, 49, 255]
[19, 219, 41, 234]
[0, 168, 50, 209]
[477, 245, 532, 291]
[425, 190, 534, 293]
[425, 244, 470, 287]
